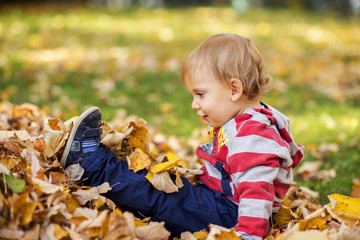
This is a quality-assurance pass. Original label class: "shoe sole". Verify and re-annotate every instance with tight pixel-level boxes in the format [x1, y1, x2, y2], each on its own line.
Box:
[60, 106, 100, 168]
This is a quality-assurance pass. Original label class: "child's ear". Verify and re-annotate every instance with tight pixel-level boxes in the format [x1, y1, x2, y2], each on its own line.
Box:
[229, 78, 243, 102]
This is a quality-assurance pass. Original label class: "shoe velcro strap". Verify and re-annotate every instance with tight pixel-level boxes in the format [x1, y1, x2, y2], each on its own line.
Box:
[82, 128, 103, 138]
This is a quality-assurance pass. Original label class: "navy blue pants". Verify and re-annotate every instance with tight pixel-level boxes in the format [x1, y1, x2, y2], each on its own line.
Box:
[80, 146, 238, 234]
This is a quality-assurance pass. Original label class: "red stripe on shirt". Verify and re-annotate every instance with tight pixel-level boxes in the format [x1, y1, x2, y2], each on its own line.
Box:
[236, 216, 269, 238]
[291, 149, 303, 168]
[228, 152, 280, 173]
[236, 181, 275, 201]
[235, 120, 289, 149]
[274, 181, 291, 200]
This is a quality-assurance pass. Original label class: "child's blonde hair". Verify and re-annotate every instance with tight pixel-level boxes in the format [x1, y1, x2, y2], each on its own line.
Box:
[181, 33, 271, 100]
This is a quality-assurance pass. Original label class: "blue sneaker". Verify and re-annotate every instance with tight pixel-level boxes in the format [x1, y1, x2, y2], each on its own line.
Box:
[60, 107, 103, 169]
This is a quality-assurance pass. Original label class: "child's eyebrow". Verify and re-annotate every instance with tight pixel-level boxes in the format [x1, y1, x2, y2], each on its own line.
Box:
[191, 87, 205, 93]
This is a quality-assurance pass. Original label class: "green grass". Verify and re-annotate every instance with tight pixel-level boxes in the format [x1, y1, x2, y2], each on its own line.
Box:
[1, 3, 360, 203]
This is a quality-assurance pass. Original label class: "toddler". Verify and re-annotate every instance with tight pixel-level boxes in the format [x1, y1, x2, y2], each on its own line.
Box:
[61, 33, 304, 240]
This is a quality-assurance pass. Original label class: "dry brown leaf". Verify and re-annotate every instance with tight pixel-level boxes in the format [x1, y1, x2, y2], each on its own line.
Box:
[285, 229, 329, 240]
[31, 177, 64, 194]
[147, 171, 179, 193]
[100, 131, 127, 155]
[135, 221, 171, 240]
[103, 211, 132, 240]
[43, 122, 68, 158]
[64, 163, 85, 183]
[3, 138, 21, 154]
[0, 130, 31, 141]
[342, 226, 360, 240]
[72, 182, 112, 206]
[122, 211, 136, 237]
[0, 227, 25, 239]
[351, 181, 360, 198]
[180, 231, 198, 240]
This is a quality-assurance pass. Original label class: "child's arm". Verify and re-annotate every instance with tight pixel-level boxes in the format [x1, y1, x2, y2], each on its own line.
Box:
[228, 120, 294, 239]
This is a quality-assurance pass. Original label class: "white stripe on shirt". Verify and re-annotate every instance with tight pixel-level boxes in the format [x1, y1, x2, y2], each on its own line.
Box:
[238, 198, 272, 219]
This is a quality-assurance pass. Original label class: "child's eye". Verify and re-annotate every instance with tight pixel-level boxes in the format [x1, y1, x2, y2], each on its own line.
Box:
[196, 92, 204, 97]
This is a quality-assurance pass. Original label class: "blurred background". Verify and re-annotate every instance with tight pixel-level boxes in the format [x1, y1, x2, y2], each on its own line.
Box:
[0, 0, 359, 202]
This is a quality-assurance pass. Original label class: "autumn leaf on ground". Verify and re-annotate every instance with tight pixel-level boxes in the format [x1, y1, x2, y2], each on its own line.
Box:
[127, 120, 149, 152]
[127, 148, 152, 172]
[298, 216, 330, 231]
[295, 160, 336, 181]
[207, 224, 241, 240]
[192, 229, 209, 240]
[351, 179, 360, 198]
[135, 221, 171, 240]
[284, 228, 329, 240]
[72, 182, 112, 205]
[146, 171, 179, 193]
[31, 177, 64, 194]
[327, 193, 360, 225]
[43, 119, 69, 158]
[12, 192, 37, 227]
[150, 154, 181, 174]
[0, 130, 30, 142]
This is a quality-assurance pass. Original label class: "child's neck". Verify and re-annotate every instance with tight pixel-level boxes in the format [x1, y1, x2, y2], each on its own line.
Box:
[236, 98, 261, 116]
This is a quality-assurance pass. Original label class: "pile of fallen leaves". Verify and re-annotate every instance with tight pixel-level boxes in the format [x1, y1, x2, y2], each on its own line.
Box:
[1, 101, 360, 240]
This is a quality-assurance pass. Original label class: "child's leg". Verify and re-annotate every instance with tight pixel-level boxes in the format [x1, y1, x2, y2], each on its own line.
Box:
[60, 107, 237, 234]
[81, 146, 238, 234]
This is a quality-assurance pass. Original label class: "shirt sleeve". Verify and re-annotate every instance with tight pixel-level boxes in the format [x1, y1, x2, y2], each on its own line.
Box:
[227, 119, 291, 239]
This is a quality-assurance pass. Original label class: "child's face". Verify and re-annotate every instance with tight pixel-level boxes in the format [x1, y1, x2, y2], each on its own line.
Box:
[186, 70, 241, 128]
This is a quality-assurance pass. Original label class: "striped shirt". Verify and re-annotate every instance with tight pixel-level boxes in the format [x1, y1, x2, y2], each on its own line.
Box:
[197, 103, 304, 240]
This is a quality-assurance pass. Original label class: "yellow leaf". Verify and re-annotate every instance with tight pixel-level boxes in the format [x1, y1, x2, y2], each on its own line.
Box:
[48, 118, 61, 131]
[12, 193, 37, 227]
[298, 217, 329, 231]
[70, 216, 88, 227]
[145, 172, 154, 182]
[282, 197, 293, 208]
[328, 193, 360, 225]
[88, 227, 102, 238]
[135, 216, 151, 227]
[175, 169, 184, 188]
[150, 152, 183, 174]
[128, 121, 148, 151]
[54, 224, 68, 239]
[128, 148, 152, 172]
[115, 208, 123, 216]
[64, 195, 81, 212]
[215, 229, 240, 240]
[168, 151, 188, 168]
[273, 205, 295, 228]
[96, 199, 105, 210]
[193, 229, 208, 240]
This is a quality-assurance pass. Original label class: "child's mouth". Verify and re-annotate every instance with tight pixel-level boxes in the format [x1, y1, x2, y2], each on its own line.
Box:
[202, 115, 208, 121]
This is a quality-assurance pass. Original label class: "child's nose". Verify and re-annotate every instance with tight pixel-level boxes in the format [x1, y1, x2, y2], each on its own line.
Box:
[192, 99, 200, 110]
